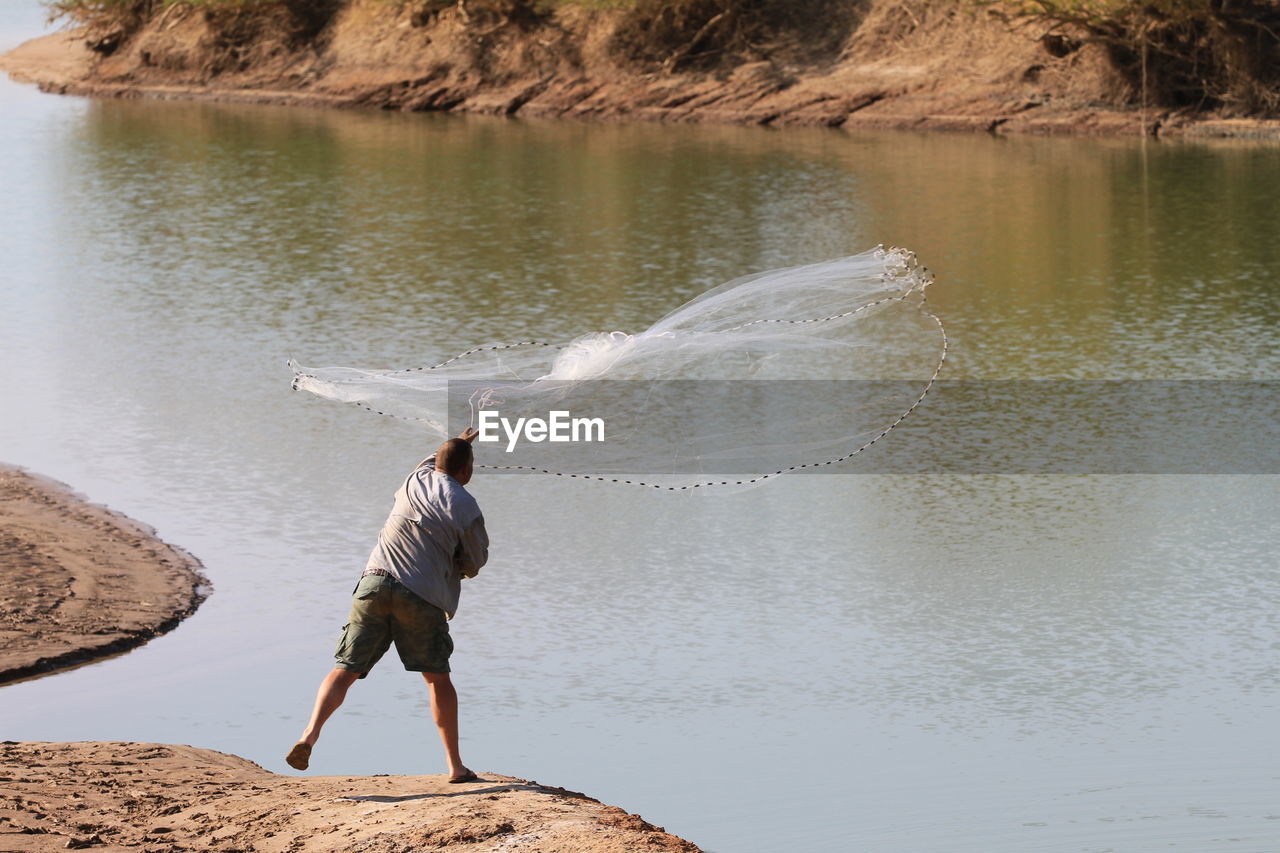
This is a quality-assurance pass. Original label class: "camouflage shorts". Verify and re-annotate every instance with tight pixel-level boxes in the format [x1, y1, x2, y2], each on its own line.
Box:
[334, 573, 452, 677]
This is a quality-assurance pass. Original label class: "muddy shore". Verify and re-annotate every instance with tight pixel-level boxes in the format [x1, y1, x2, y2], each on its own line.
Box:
[0, 465, 209, 685]
[0, 741, 701, 852]
[3, 1, 1280, 140]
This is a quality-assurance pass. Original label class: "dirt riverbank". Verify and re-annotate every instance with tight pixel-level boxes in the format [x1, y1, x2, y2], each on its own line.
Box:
[3, 0, 1280, 139]
[0, 465, 209, 685]
[0, 741, 702, 851]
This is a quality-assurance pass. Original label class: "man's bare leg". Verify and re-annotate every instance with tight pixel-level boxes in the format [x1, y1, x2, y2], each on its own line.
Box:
[423, 672, 472, 780]
[287, 668, 361, 769]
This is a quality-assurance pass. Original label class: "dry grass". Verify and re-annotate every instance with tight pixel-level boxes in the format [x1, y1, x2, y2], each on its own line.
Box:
[50, 0, 340, 55]
[980, 0, 1280, 111]
[597, 0, 862, 71]
[47, 0, 160, 52]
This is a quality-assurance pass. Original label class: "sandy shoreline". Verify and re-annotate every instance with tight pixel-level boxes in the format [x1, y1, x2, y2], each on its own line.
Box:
[0, 465, 209, 685]
[0, 742, 701, 851]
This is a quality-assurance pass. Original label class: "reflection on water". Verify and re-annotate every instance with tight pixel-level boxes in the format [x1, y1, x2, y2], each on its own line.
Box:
[39, 97, 1280, 382]
[1, 63, 1278, 853]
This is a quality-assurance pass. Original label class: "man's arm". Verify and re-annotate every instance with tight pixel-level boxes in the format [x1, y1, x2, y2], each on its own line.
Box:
[455, 516, 489, 579]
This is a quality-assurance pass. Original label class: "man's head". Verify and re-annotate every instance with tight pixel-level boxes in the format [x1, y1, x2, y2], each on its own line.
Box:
[435, 438, 474, 485]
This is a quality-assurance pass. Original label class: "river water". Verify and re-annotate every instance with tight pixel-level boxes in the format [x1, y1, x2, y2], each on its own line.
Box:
[2, 8, 1278, 852]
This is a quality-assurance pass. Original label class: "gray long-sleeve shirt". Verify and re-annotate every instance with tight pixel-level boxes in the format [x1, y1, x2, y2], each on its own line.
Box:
[366, 457, 488, 619]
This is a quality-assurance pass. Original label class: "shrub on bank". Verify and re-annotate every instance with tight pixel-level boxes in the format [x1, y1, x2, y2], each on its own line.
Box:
[50, 0, 339, 55]
[979, 0, 1280, 111]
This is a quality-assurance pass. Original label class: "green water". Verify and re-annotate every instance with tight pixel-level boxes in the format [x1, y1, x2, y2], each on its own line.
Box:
[2, 14, 1278, 851]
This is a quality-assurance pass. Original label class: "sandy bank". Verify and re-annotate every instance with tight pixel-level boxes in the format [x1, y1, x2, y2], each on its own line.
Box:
[0, 466, 208, 685]
[4, 1, 1280, 140]
[0, 741, 701, 852]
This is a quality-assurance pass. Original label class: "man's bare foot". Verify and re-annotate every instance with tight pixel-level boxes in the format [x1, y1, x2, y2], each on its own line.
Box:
[285, 742, 312, 771]
[448, 769, 479, 784]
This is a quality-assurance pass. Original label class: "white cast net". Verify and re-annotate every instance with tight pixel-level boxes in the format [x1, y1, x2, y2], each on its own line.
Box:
[289, 245, 947, 490]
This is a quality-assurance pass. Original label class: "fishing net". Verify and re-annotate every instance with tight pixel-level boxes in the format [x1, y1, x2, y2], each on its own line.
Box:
[290, 245, 947, 490]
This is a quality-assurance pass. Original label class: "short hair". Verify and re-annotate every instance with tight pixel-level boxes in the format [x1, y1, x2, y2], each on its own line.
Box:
[435, 438, 474, 478]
